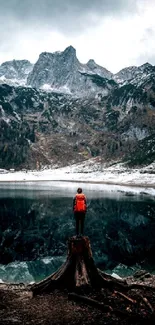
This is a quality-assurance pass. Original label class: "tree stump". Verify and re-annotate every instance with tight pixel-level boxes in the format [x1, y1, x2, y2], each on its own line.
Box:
[31, 236, 112, 295]
[30, 237, 155, 323]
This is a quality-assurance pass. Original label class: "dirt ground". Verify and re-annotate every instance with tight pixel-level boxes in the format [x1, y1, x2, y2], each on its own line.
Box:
[0, 271, 155, 325]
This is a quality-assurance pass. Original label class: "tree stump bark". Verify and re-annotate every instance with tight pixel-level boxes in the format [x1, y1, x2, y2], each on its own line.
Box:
[31, 236, 111, 295]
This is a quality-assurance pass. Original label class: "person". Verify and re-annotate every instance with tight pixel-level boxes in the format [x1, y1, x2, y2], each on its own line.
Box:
[73, 188, 87, 236]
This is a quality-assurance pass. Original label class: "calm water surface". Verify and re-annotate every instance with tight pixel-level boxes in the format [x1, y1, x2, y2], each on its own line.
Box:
[0, 181, 155, 283]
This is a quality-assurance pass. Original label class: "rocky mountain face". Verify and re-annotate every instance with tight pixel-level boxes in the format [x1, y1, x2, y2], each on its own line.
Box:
[114, 62, 155, 86]
[27, 46, 114, 95]
[0, 60, 33, 86]
[0, 46, 155, 170]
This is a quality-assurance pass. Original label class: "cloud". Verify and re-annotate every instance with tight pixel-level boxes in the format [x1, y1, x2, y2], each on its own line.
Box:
[0, 0, 138, 34]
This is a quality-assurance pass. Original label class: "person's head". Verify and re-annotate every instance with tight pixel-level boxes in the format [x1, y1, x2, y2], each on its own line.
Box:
[77, 187, 82, 194]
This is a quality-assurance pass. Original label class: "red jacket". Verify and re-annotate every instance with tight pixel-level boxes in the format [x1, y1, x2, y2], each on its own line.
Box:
[73, 193, 87, 212]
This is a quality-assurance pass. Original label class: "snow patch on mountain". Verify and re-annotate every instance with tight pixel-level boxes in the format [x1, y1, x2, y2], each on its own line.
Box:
[0, 105, 10, 124]
[122, 126, 149, 141]
[41, 83, 72, 94]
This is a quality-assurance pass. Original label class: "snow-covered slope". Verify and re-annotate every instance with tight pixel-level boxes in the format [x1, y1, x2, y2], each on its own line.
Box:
[0, 158, 155, 194]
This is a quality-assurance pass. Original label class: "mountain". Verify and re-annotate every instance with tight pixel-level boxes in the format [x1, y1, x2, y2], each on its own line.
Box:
[27, 46, 114, 95]
[0, 59, 33, 86]
[113, 62, 155, 86]
[0, 46, 155, 170]
[86, 59, 112, 79]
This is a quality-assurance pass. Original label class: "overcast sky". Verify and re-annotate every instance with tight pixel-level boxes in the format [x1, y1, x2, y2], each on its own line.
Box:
[0, 0, 155, 73]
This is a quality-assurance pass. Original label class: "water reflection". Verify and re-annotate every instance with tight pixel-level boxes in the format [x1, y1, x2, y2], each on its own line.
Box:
[0, 182, 155, 283]
[0, 181, 154, 198]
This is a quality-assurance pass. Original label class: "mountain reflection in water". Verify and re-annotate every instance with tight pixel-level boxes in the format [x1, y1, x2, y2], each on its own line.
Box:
[0, 181, 155, 283]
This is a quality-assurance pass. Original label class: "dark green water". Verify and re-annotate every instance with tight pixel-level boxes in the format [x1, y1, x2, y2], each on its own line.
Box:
[0, 181, 155, 283]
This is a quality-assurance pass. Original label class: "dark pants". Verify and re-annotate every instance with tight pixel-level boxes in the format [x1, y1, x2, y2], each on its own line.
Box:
[74, 212, 86, 235]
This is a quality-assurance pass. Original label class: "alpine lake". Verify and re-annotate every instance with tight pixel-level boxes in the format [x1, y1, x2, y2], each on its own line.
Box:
[0, 181, 155, 284]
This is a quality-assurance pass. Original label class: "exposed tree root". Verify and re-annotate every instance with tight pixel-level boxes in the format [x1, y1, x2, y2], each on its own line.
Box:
[140, 295, 154, 313]
[114, 290, 136, 304]
[68, 292, 112, 312]
[68, 291, 155, 324]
